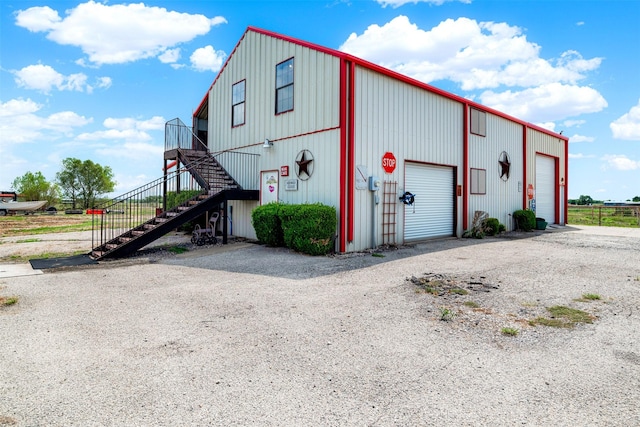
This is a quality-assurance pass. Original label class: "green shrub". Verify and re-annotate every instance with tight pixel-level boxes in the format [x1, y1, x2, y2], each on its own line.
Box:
[282, 204, 337, 256]
[251, 203, 285, 246]
[482, 217, 503, 236]
[513, 209, 535, 231]
[252, 203, 337, 255]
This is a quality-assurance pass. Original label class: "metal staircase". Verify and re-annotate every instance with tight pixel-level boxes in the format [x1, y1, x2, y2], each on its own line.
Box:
[89, 119, 259, 260]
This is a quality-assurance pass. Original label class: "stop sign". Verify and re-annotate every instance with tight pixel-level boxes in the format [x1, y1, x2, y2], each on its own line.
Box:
[382, 152, 396, 174]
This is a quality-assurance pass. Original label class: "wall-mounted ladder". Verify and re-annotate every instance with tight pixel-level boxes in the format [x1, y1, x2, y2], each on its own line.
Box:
[382, 181, 397, 245]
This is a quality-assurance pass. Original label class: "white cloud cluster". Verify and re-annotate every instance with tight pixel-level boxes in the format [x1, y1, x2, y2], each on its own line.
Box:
[15, 1, 227, 66]
[568, 134, 595, 143]
[13, 64, 111, 94]
[601, 154, 640, 171]
[190, 45, 227, 72]
[376, 0, 470, 7]
[340, 16, 606, 123]
[77, 116, 166, 144]
[0, 98, 92, 144]
[610, 99, 640, 140]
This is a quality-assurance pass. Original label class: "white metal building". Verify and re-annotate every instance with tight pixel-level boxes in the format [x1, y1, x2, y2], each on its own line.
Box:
[192, 27, 569, 252]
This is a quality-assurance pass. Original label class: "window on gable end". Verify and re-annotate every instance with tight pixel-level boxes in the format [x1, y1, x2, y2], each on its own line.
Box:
[470, 108, 486, 137]
[232, 80, 246, 127]
[275, 58, 294, 114]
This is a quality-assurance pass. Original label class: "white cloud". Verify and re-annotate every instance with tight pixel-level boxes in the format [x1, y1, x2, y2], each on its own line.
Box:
[569, 153, 596, 159]
[77, 116, 166, 142]
[340, 16, 606, 123]
[601, 154, 640, 171]
[340, 16, 602, 91]
[563, 119, 586, 127]
[479, 83, 607, 123]
[15, 1, 227, 65]
[536, 122, 556, 131]
[190, 45, 226, 72]
[568, 134, 595, 143]
[0, 98, 92, 143]
[159, 48, 181, 64]
[13, 64, 110, 94]
[376, 0, 470, 6]
[610, 99, 640, 140]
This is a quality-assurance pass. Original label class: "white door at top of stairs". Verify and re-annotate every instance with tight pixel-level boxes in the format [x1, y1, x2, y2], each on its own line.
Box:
[404, 163, 454, 241]
[535, 154, 556, 224]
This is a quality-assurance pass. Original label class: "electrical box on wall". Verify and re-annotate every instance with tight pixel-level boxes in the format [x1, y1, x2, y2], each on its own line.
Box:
[368, 176, 381, 191]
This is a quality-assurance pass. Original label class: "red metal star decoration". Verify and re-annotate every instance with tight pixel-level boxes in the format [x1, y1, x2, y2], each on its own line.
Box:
[296, 150, 314, 179]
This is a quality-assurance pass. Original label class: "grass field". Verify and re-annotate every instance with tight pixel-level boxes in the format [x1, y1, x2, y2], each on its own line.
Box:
[567, 206, 640, 228]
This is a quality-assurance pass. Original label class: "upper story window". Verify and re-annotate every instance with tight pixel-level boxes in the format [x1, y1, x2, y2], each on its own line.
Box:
[232, 80, 246, 127]
[470, 108, 486, 137]
[275, 58, 294, 114]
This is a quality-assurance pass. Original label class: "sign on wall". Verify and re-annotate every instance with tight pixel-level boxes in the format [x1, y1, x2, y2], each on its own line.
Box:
[382, 152, 396, 174]
[260, 171, 279, 205]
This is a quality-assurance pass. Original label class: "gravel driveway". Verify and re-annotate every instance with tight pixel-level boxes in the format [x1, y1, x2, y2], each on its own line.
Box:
[0, 225, 639, 426]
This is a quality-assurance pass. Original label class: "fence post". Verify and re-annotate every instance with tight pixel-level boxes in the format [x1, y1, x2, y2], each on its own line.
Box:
[598, 206, 602, 226]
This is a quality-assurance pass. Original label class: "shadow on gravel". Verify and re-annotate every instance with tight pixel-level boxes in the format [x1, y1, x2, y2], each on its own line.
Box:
[155, 227, 577, 280]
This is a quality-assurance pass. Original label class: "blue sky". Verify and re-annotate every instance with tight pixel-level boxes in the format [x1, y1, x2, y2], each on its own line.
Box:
[1, 0, 639, 201]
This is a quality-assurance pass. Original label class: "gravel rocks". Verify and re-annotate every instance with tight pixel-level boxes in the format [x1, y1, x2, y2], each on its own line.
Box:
[0, 225, 639, 426]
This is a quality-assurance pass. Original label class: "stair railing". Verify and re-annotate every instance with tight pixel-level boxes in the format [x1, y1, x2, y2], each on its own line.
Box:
[165, 117, 208, 152]
[90, 161, 208, 252]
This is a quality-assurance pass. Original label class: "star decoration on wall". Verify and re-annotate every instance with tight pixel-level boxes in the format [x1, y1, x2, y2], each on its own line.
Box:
[295, 149, 314, 180]
[499, 151, 511, 181]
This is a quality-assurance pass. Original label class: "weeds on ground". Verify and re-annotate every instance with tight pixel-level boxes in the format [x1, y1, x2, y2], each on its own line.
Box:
[167, 246, 188, 255]
[16, 238, 41, 243]
[1, 296, 18, 306]
[501, 327, 519, 336]
[463, 301, 480, 308]
[529, 305, 595, 328]
[439, 307, 456, 321]
[371, 253, 385, 258]
[574, 293, 601, 302]
[449, 288, 468, 295]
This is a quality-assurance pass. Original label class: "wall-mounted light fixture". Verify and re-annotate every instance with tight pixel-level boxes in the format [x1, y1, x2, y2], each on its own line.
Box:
[263, 138, 273, 149]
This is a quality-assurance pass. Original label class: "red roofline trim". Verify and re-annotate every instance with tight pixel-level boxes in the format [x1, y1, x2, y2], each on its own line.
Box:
[193, 26, 568, 143]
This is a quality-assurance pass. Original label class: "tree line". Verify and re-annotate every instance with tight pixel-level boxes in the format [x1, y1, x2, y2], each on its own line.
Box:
[568, 195, 640, 205]
[10, 158, 115, 209]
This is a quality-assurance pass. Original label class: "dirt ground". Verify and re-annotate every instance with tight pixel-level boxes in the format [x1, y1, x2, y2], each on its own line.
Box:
[1, 223, 639, 425]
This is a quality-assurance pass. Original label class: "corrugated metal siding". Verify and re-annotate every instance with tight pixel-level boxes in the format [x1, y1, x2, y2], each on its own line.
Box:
[205, 31, 343, 245]
[468, 114, 524, 231]
[404, 163, 455, 240]
[208, 31, 341, 153]
[527, 129, 565, 225]
[535, 155, 556, 223]
[349, 67, 463, 251]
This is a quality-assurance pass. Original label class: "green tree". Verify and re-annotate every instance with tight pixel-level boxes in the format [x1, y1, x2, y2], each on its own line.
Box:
[56, 158, 116, 209]
[633, 196, 640, 202]
[577, 195, 594, 205]
[11, 171, 59, 206]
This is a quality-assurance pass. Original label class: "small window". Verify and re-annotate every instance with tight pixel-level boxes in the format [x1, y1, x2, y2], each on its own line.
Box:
[232, 80, 245, 127]
[470, 108, 486, 137]
[275, 58, 294, 114]
[470, 168, 486, 195]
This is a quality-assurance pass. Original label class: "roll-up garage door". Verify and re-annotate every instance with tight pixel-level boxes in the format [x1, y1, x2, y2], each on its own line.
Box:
[535, 155, 556, 223]
[404, 163, 454, 240]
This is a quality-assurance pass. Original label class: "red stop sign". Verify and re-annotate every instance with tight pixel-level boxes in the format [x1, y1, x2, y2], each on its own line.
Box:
[382, 152, 396, 174]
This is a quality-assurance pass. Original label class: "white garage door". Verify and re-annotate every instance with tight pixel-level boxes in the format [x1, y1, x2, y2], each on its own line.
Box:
[404, 163, 454, 240]
[535, 155, 556, 223]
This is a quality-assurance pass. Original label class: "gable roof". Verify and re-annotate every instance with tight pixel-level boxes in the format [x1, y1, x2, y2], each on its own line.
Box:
[194, 26, 568, 142]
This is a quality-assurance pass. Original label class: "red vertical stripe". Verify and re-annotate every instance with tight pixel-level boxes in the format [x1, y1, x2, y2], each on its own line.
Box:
[522, 126, 528, 210]
[347, 63, 356, 243]
[339, 60, 348, 252]
[462, 104, 469, 231]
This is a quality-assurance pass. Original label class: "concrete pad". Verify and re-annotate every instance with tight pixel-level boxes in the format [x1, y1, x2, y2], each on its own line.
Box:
[0, 263, 43, 278]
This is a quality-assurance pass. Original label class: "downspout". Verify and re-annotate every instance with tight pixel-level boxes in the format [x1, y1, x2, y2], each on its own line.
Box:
[564, 138, 569, 225]
[462, 104, 469, 231]
[348, 62, 356, 244]
[522, 125, 528, 210]
[339, 60, 348, 252]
